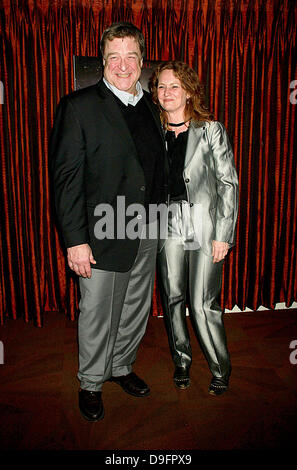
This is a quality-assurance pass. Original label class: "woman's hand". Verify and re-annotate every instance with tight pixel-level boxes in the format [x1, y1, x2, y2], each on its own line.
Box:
[212, 241, 229, 263]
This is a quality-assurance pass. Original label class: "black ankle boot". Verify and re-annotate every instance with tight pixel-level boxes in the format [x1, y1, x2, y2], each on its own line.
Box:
[208, 376, 228, 396]
[174, 366, 190, 389]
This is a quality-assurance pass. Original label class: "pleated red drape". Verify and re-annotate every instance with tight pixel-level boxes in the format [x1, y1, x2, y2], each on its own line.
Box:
[0, 0, 296, 326]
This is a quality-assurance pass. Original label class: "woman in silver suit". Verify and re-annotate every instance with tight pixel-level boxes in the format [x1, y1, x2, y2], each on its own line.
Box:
[149, 61, 239, 395]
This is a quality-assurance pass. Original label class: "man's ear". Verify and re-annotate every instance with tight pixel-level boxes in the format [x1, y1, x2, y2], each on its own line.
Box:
[103, 58, 106, 67]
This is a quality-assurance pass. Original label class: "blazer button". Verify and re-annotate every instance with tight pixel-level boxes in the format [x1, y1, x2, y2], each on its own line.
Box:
[190, 203, 194, 207]
[140, 185, 145, 191]
[185, 178, 190, 183]
[137, 215, 142, 220]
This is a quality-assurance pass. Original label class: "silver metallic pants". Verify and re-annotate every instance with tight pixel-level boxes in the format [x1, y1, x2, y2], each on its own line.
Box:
[157, 201, 231, 380]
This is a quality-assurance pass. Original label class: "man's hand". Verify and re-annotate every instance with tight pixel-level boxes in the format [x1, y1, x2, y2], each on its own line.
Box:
[212, 241, 229, 263]
[67, 244, 96, 278]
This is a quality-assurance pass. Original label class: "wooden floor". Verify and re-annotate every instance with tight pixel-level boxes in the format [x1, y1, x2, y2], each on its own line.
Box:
[0, 309, 296, 452]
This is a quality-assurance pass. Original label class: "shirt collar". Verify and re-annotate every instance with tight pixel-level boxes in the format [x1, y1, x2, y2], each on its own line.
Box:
[103, 78, 143, 107]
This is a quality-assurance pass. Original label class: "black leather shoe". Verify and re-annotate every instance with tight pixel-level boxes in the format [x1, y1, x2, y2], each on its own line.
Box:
[79, 389, 104, 421]
[174, 366, 190, 389]
[208, 377, 228, 396]
[109, 372, 150, 397]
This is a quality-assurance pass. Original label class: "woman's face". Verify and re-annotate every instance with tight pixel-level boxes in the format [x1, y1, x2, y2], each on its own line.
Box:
[157, 69, 189, 116]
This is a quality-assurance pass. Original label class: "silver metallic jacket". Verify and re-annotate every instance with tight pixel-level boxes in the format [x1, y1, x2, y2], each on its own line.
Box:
[173, 120, 239, 256]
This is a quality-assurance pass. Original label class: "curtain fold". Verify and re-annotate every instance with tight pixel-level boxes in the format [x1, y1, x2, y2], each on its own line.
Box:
[0, 0, 296, 325]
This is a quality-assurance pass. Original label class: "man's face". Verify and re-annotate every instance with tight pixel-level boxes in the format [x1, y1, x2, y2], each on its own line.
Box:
[103, 36, 143, 95]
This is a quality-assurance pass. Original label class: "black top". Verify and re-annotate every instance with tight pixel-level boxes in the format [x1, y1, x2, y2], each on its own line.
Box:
[166, 129, 189, 201]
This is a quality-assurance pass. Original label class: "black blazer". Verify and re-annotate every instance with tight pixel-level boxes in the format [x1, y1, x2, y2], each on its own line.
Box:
[49, 80, 167, 272]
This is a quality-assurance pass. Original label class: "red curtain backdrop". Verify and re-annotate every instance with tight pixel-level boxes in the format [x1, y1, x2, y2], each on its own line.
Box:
[0, 0, 296, 326]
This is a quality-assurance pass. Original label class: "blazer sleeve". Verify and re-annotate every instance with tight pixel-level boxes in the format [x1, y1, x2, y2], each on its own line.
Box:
[49, 96, 90, 248]
[209, 121, 239, 245]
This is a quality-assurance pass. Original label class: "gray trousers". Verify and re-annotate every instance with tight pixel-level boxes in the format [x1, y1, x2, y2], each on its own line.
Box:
[157, 201, 231, 380]
[78, 224, 158, 391]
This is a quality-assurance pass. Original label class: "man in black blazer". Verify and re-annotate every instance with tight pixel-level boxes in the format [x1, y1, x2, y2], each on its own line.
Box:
[50, 23, 167, 421]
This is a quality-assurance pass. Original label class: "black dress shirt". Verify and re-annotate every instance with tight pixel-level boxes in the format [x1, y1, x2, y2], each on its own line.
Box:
[166, 129, 189, 201]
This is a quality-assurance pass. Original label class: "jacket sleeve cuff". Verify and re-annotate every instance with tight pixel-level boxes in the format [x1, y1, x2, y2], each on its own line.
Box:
[63, 228, 90, 248]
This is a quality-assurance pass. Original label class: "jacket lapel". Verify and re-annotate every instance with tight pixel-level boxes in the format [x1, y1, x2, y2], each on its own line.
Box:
[184, 122, 205, 169]
[96, 80, 137, 153]
[143, 93, 167, 153]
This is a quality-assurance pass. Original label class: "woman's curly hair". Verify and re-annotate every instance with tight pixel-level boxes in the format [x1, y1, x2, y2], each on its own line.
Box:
[149, 61, 214, 128]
